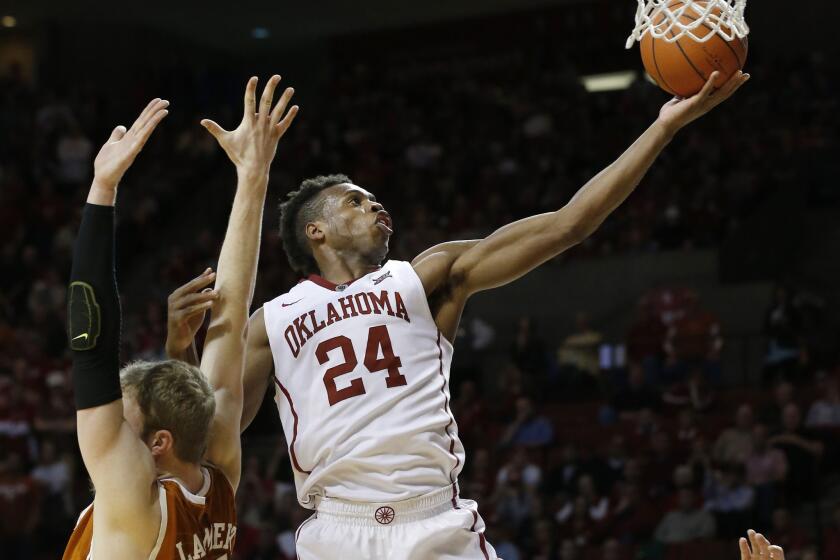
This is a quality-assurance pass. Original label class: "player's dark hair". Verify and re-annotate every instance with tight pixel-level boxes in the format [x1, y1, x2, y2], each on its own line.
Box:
[279, 174, 352, 276]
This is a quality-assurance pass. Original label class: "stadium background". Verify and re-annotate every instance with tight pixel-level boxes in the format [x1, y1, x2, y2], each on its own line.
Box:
[1, 0, 839, 558]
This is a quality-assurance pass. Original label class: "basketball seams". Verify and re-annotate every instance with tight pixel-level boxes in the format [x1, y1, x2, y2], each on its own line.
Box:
[649, 34, 677, 96]
[678, 8, 746, 70]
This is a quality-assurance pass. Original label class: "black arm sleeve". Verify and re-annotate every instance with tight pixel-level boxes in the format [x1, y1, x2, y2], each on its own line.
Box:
[67, 203, 123, 410]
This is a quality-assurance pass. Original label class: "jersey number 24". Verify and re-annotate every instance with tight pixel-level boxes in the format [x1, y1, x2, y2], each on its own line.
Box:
[316, 325, 406, 406]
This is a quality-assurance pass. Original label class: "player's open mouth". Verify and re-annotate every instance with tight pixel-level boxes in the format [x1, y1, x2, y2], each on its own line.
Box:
[375, 213, 393, 235]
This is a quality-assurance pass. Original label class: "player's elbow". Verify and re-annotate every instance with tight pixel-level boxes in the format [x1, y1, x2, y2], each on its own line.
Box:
[552, 211, 598, 247]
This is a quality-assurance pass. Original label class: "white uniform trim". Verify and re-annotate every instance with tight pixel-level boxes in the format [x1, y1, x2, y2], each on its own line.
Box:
[158, 466, 211, 505]
[146, 484, 168, 560]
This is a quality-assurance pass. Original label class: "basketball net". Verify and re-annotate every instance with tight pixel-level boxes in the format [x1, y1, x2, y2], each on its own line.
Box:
[625, 0, 749, 49]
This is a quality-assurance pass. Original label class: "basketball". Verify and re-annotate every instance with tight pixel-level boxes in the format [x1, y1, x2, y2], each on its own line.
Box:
[640, 0, 748, 97]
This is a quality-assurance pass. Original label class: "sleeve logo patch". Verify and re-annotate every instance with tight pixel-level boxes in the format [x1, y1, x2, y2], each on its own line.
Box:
[68, 281, 101, 351]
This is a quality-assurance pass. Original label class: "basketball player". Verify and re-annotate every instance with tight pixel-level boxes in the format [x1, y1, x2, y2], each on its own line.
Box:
[63, 75, 298, 559]
[166, 71, 748, 559]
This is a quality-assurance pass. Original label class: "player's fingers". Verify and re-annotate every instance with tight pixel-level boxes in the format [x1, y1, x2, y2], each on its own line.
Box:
[176, 290, 219, 309]
[276, 105, 299, 136]
[739, 537, 753, 560]
[243, 76, 258, 121]
[259, 74, 282, 120]
[756, 532, 770, 557]
[171, 269, 216, 298]
[132, 98, 167, 134]
[133, 98, 161, 129]
[748, 529, 760, 556]
[695, 71, 719, 100]
[107, 125, 127, 143]
[184, 300, 215, 315]
[200, 119, 227, 141]
[769, 545, 784, 560]
[134, 108, 169, 148]
[739, 537, 752, 560]
[270, 86, 295, 126]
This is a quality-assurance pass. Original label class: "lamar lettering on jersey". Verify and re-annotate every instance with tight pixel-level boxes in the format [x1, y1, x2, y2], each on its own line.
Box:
[175, 522, 236, 560]
[283, 289, 410, 357]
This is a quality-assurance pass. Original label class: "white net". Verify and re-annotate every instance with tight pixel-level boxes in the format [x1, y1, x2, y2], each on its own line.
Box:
[625, 0, 749, 49]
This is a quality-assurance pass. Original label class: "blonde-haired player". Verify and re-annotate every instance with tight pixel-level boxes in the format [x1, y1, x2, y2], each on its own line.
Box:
[62, 76, 297, 560]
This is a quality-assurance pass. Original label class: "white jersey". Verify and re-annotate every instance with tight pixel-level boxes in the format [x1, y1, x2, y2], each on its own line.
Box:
[263, 260, 464, 507]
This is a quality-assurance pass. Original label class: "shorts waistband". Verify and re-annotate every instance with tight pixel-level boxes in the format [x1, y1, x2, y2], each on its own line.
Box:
[314, 483, 459, 526]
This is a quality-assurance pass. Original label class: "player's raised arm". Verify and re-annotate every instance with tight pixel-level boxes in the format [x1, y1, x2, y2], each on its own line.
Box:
[199, 75, 298, 490]
[418, 71, 749, 306]
[69, 99, 169, 549]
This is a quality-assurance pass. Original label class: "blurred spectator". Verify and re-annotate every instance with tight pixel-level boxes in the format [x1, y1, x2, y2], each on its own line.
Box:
[662, 367, 714, 413]
[769, 403, 823, 504]
[510, 317, 553, 378]
[603, 482, 659, 544]
[545, 443, 582, 496]
[557, 312, 603, 385]
[497, 447, 542, 490]
[0, 453, 40, 560]
[653, 488, 716, 544]
[55, 121, 94, 187]
[760, 381, 795, 431]
[528, 517, 558, 560]
[577, 474, 609, 522]
[713, 404, 755, 466]
[763, 286, 802, 381]
[452, 380, 486, 448]
[625, 301, 667, 379]
[823, 504, 840, 560]
[500, 396, 554, 448]
[805, 375, 840, 427]
[663, 293, 723, 383]
[610, 364, 661, 421]
[745, 424, 787, 530]
[702, 464, 754, 538]
[767, 507, 809, 557]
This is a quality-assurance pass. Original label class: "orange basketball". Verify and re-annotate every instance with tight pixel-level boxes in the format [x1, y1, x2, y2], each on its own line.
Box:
[640, 0, 748, 97]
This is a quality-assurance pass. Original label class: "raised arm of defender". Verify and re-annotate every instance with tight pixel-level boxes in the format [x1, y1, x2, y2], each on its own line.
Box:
[70, 99, 170, 555]
[198, 76, 298, 490]
[414, 71, 748, 339]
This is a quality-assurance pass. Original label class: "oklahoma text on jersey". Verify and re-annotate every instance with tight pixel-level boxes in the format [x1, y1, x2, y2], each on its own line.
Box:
[282, 289, 411, 357]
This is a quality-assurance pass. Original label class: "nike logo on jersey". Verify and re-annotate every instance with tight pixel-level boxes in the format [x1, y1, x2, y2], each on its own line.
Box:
[72, 333, 89, 342]
[372, 271, 392, 285]
[282, 299, 304, 307]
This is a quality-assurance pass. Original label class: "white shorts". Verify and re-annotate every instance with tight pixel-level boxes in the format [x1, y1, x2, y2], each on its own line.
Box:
[295, 485, 498, 560]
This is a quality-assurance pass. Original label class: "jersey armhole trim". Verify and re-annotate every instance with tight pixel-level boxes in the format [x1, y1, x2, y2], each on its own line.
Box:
[403, 260, 455, 352]
[147, 484, 168, 560]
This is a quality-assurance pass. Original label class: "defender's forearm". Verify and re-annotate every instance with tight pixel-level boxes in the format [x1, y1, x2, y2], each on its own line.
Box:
[202, 172, 268, 389]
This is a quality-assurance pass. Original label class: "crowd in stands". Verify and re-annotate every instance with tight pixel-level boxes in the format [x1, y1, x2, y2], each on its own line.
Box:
[1, 4, 838, 559]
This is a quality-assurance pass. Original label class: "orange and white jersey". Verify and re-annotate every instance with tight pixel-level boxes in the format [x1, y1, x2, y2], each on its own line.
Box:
[63, 464, 237, 560]
[263, 260, 464, 507]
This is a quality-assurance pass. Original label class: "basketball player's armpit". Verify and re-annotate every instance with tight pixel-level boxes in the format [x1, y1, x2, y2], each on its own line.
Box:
[68, 203, 123, 410]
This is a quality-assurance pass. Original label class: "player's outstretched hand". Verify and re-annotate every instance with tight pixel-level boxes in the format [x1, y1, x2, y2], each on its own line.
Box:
[200, 75, 298, 180]
[739, 529, 785, 560]
[165, 268, 219, 356]
[657, 70, 749, 134]
[92, 98, 169, 192]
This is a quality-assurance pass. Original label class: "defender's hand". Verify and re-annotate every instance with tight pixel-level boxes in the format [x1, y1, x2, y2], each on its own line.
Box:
[165, 268, 218, 355]
[657, 70, 749, 135]
[92, 98, 170, 192]
[739, 530, 785, 560]
[200, 75, 298, 180]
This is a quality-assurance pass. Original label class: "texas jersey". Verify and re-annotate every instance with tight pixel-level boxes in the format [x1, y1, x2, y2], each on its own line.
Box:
[63, 465, 237, 560]
[263, 260, 464, 507]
